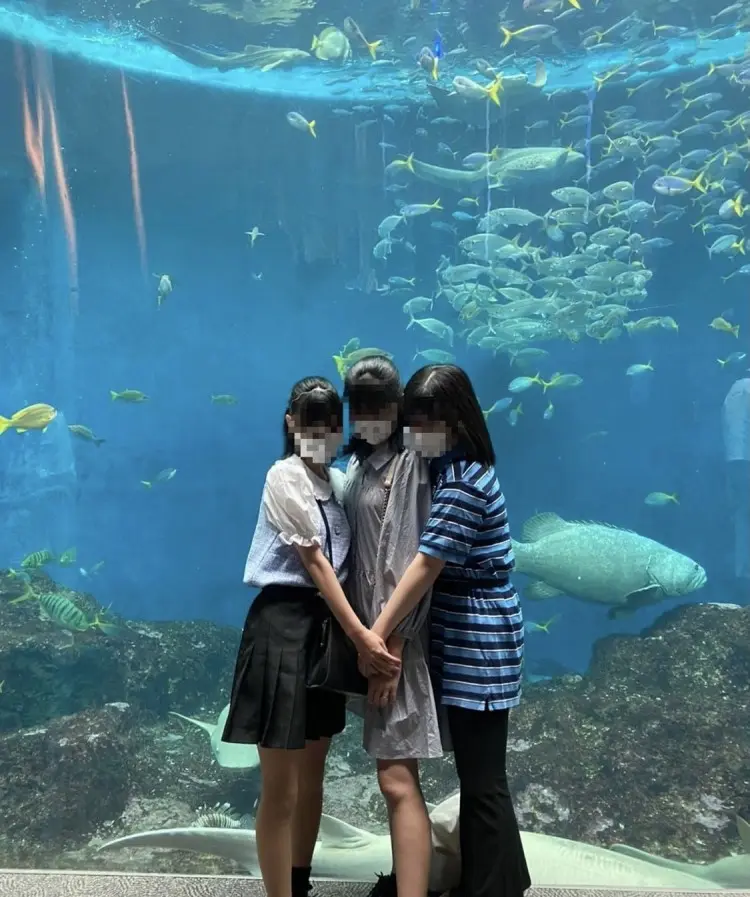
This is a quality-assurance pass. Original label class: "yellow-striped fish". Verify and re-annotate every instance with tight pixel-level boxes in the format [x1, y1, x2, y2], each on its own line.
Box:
[38, 592, 118, 636]
[21, 550, 56, 569]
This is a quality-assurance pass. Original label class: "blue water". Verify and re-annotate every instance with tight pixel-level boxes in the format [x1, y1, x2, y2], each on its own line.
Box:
[1, 4, 748, 650]
[0, 0, 749, 861]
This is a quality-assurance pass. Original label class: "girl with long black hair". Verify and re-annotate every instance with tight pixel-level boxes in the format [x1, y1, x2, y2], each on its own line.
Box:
[370, 364, 531, 897]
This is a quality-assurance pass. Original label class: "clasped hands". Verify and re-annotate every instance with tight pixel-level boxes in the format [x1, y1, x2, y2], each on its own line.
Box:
[353, 628, 403, 708]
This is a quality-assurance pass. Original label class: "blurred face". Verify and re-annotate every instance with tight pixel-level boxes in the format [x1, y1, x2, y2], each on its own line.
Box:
[350, 401, 398, 446]
[402, 414, 452, 459]
[286, 414, 342, 464]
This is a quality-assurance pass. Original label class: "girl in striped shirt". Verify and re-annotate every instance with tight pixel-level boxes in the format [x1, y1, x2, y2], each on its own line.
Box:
[369, 364, 531, 897]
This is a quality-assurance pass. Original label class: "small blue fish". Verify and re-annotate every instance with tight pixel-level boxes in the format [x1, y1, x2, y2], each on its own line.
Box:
[433, 30, 444, 60]
[508, 403, 523, 427]
[483, 397, 513, 419]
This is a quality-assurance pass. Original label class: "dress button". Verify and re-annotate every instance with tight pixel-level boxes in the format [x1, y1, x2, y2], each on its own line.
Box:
[334, 526, 341, 535]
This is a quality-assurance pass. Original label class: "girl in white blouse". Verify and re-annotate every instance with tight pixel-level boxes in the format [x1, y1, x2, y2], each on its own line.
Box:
[222, 377, 399, 897]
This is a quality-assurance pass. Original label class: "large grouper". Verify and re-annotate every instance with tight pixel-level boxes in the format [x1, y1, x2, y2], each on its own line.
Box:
[512, 512, 707, 618]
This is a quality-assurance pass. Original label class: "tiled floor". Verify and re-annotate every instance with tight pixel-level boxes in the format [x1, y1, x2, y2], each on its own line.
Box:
[0, 872, 746, 897]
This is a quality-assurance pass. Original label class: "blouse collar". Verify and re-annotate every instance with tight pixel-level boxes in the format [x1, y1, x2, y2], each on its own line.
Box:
[366, 444, 397, 472]
[285, 454, 333, 500]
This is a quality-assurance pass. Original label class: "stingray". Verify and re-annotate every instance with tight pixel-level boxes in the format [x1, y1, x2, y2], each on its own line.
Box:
[141, 30, 311, 71]
[169, 703, 260, 770]
[99, 792, 749, 889]
[609, 815, 750, 889]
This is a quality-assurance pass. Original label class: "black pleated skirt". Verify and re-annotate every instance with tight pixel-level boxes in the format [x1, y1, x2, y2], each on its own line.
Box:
[222, 584, 347, 750]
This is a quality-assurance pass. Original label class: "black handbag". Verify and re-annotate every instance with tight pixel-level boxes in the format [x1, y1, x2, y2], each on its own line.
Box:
[307, 499, 368, 697]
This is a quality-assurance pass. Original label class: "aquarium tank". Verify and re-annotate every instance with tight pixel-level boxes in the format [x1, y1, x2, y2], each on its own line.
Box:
[0, 0, 749, 889]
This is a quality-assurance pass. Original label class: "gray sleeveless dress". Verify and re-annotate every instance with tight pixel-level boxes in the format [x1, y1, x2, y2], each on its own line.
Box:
[341, 447, 442, 760]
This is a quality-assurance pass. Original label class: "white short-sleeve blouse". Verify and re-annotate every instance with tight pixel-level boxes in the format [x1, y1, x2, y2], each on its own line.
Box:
[263, 454, 333, 548]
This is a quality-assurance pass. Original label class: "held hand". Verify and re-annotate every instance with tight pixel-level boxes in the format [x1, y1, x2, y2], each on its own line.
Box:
[354, 628, 400, 676]
[368, 671, 400, 708]
[357, 654, 372, 677]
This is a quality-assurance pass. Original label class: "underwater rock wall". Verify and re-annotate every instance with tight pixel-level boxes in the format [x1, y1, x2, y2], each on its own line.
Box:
[0, 570, 237, 732]
[0, 568, 748, 871]
[0, 703, 136, 848]
[419, 602, 750, 863]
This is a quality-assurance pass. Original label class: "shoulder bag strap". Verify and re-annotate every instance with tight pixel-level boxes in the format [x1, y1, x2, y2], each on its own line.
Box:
[316, 498, 333, 564]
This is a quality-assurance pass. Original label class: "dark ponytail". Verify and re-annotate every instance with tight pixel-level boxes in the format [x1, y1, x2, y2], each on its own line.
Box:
[341, 356, 404, 459]
[282, 377, 343, 458]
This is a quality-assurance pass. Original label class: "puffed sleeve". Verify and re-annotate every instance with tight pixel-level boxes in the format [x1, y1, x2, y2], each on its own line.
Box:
[263, 461, 322, 548]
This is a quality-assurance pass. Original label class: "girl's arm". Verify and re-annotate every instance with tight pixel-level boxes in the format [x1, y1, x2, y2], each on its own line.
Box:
[295, 544, 400, 674]
[371, 552, 445, 641]
[263, 460, 399, 674]
[372, 466, 487, 641]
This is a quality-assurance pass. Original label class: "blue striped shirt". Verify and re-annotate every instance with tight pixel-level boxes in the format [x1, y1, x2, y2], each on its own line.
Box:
[420, 458, 523, 712]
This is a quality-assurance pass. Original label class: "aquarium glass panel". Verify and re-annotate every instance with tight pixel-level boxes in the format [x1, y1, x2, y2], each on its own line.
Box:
[0, 0, 748, 888]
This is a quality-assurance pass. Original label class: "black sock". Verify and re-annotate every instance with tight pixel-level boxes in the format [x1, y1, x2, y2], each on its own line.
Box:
[292, 866, 312, 895]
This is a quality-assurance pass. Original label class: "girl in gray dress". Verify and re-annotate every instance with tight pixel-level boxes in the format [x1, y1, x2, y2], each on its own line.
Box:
[339, 357, 442, 897]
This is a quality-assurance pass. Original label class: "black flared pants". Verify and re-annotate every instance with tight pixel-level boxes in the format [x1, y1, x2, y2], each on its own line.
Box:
[446, 706, 531, 897]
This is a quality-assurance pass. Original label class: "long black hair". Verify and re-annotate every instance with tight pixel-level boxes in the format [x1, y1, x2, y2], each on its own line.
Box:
[403, 364, 495, 466]
[342, 355, 403, 458]
[282, 377, 343, 458]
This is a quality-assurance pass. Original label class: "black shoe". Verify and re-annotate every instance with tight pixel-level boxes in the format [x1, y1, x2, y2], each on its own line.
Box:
[365, 872, 398, 897]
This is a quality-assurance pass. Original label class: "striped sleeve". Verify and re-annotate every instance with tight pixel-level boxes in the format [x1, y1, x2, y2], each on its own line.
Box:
[419, 473, 486, 565]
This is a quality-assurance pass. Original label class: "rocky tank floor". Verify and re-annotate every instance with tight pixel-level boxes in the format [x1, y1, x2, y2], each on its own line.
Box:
[0, 570, 748, 875]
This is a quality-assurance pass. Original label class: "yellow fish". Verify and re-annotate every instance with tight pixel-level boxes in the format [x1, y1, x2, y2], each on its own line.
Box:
[384, 154, 415, 175]
[452, 75, 503, 107]
[311, 26, 351, 63]
[626, 362, 654, 376]
[58, 548, 77, 567]
[710, 316, 740, 338]
[110, 389, 149, 402]
[343, 17, 382, 60]
[68, 424, 105, 446]
[286, 111, 316, 138]
[645, 492, 679, 507]
[21, 549, 56, 569]
[525, 614, 560, 634]
[499, 23, 558, 48]
[0, 403, 58, 435]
